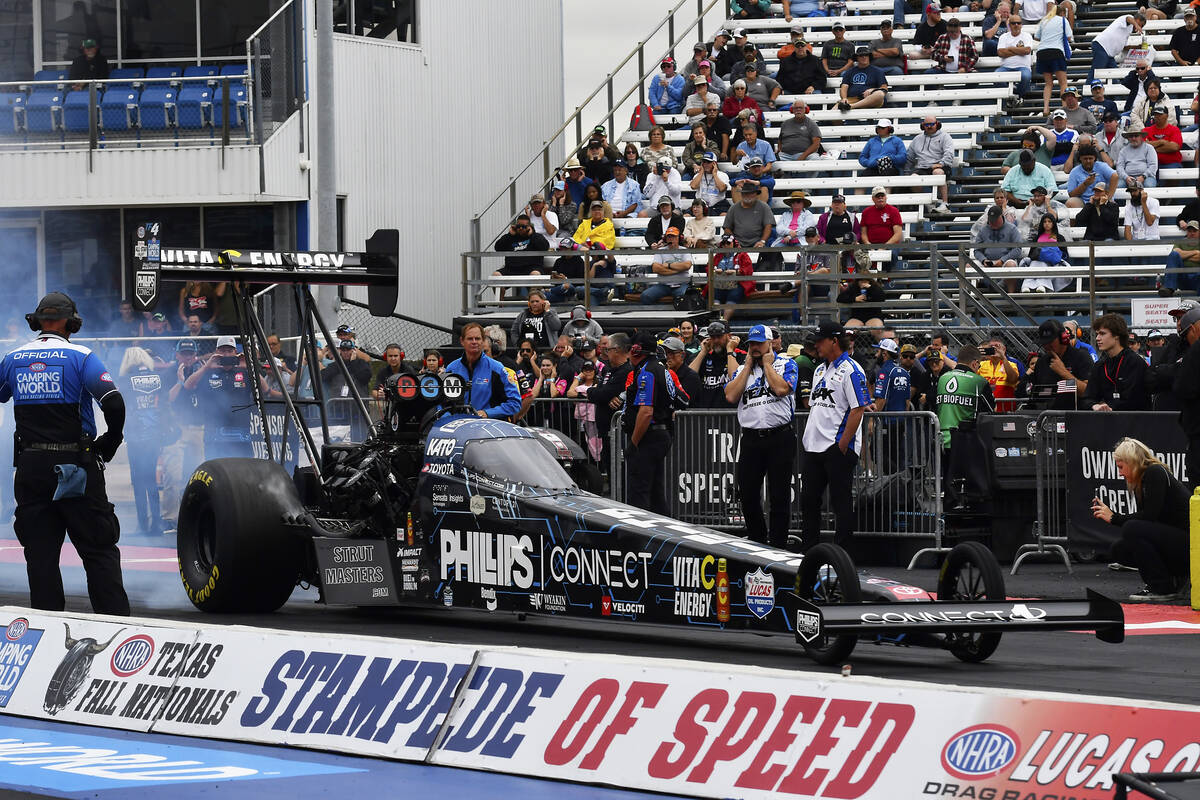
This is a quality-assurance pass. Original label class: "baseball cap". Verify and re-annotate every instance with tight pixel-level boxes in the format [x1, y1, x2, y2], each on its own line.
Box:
[1037, 319, 1065, 344]
[1152, 104, 1169, 115]
[1090, 79, 1104, 89]
[664, 226, 681, 236]
[338, 339, 355, 350]
[876, 118, 893, 129]
[175, 339, 198, 352]
[336, 323, 354, 335]
[1185, 5, 1197, 13]
[661, 56, 676, 67]
[899, 343, 918, 356]
[746, 324, 770, 343]
[1051, 109, 1068, 120]
[588, 137, 603, 148]
[1147, 328, 1164, 338]
[530, 192, 544, 203]
[987, 205, 1003, 220]
[804, 226, 819, 237]
[833, 20, 847, 30]
[82, 38, 97, 47]
[693, 42, 707, 52]
[1030, 184, 1048, 195]
[871, 186, 887, 197]
[702, 151, 717, 162]
[1019, 149, 1035, 164]
[745, 156, 765, 167]
[657, 195, 674, 206]
[694, 75, 708, 84]
[814, 319, 844, 341]
[593, 125, 606, 135]
[660, 336, 685, 352]
[1169, 298, 1199, 317]
[1178, 306, 1200, 333]
[733, 27, 746, 38]
[742, 42, 757, 52]
[1102, 111, 1119, 122]
[699, 59, 712, 68]
[589, 200, 604, 210]
[1061, 86, 1078, 97]
[927, 349, 942, 361]
[926, 2, 942, 12]
[715, 28, 730, 38]
[745, 63, 759, 72]
[832, 194, 847, 202]
[790, 24, 805, 34]
[216, 335, 237, 349]
[874, 338, 899, 354]
[706, 320, 730, 337]
[552, 180, 565, 190]
[770, 326, 781, 340]
[880, 18, 893, 26]
[854, 45, 870, 56]
[1186, 220, 1200, 230]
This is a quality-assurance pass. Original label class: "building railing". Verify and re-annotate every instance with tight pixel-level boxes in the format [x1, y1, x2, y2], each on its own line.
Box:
[245, 0, 304, 143]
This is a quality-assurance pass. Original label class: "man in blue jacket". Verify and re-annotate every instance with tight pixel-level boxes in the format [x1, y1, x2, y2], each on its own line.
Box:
[858, 118, 907, 176]
[445, 322, 522, 420]
[649, 57, 686, 115]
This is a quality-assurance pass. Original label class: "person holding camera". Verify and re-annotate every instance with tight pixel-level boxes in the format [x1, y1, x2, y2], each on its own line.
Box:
[1018, 318, 1092, 408]
[724, 325, 798, 549]
[690, 152, 730, 214]
[1122, 178, 1160, 258]
[1076, 182, 1120, 242]
[184, 336, 258, 461]
[976, 331, 1021, 412]
[1084, 313, 1150, 411]
[643, 159, 686, 212]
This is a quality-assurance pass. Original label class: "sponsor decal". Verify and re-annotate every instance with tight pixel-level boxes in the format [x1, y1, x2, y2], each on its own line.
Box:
[323, 544, 386, 585]
[469, 495, 486, 516]
[438, 418, 474, 431]
[611, 601, 645, 615]
[744, 568, 776, 619]
[545, 546, 652, 589]
[422, 463, 457, 477]
[402, 575, 418, 591]
[716, 558, 730, 622]
[480, 587, 497, 611]
[443, 585, 454, 607]
[0, 618, 43, 708]
[431, 488, 465, 507]
[673, 555, 715, 590]
[796, 609, 821, 643]
[600, 596, 612, 616]
[941, 725, 1021, 780]
[16, 366, 63, 399]
[27, 362, 45, 372]
[109, 635, 154, 678]
[129, 373, 161, 394]
[529, 593, 568, 613]
[439, 529, 535, 589]
[673, 591, 713, 618]
[860, 604, 1048, 626]
[426, 438, 456, 458]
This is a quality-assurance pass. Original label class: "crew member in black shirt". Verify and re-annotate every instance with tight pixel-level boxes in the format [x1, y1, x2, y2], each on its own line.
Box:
[661, 336, 703, 401]
[1018, 319, 1092, 409]
[1173, 304, 1200, 487]
[624, 332, 681, 514]
[587, 332, 633, 471]
[1084, 313, 1150, 411]
[1146, 299, 1195, 411]
[688, 320, 741, 408]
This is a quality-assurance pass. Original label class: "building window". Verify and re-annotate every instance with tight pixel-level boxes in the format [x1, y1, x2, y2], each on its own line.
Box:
[0, 1, 34, 82]
[40, 0, 116, 64]
[43, 208, 121, 325]
[200, 0, 272, 58]
[120, 1, 196, 61]
[335, 0, 416, 43]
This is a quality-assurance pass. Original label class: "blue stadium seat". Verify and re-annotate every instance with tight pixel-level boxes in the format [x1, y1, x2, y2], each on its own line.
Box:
[31, 69, 67, 85]
[138, 85, 177, 130]
[144, 66, 182, 86]
[107, 67, 144, 88]
[177, 84, 212, 128]
[219, 64, 248, 85]
[210, 82, 247, 130]
[0, 92, 23, 134]
[183, 65, 220, 85]
[24, 87, 63, 132]
[62, 89, 98, 132]
[100, 87, 139, 130]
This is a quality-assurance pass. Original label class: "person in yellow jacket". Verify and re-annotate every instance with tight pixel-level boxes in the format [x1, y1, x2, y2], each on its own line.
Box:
[572, 201, 617, 251]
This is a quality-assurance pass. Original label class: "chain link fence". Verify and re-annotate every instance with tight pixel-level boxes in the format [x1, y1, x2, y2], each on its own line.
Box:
[246, 0, 303, 143]
[337, 298, 455, 354]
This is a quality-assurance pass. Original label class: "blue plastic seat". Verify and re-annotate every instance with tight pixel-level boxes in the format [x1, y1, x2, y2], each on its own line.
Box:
[138, 85, 177, 130]
[107, 67, 144, 88]
[63, 89, 98, 132]
[31, 69, 67, 85]
[144, 66, 182, 88]
[24, 87, 63, 132]
[183, 64, 220, 85]
[219, 64, 248, 85]
[0, 92, 23, 134]
[210, 82, 247, 130]
[177, 84, 212, 128]
[100, 87, 139, 130]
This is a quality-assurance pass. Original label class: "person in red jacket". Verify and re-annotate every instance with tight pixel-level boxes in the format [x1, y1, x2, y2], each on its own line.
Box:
[1145, 104, 1184, 170]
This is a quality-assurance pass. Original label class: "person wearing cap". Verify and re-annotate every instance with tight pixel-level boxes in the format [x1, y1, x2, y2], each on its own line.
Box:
[623, 331, 684, 514]
[682, 42, 712, 86]
[914, 346, 951, 410]
[525, 192, 561, 245]
[970, 188, 1019, 243]
[934, 345, 995, 503]
[783, 226, 834, 307]
[0, 292, 128, 615]
[1057, 85, 1096, 134]
[660, 336, 703, 414]
[974, 331, 1022, 412]
[562, 157, 595, 209]
[858, 119, 908, 176]
[868, 19, 905, 77]
[777, 103, 823, 167]
[838, 47, 889, 112]
[723, 324, 798, 549]
[548, 179, 579, 241]
[995, 14, 1035, 101]
[690, 152, 730, 214]
[927, 17, 979, 74]
[601, 161, 643, 220]
[1081, 314, 1149, 412]
[1080, 82, 1118, 128]
[816, 195, 862, 273]
[641, 227, 693, 305]
[741, 63, 783, 112]
[685, 76, 717, 120]
[690, 320, 741, 408]
[582, 137, 614, 185]
[1169, 7, 1199, 66]
[777, 34, 826, 95]
[973, 204, 1023, 275]
[914, 4, 948, 57]
[730, 0, 771, 19]
[735, 156, 775, 204]
[1146, 328, 1167, 349]
[1123, 176, 1161, 250]
[1018, 318, 1092, 408]
[68, 37, 109, 88]
[182, 334, 257, 459]
[684, 197, 718, 248]
[490, 213, 549, 298]
[1026, 115, 1077, 171]
[734, 116, 775, 167]
[800, 320, 871, 550]
[571, 200, 617, 252]
[575, 125, 623, 165]
[1001, 130, 1050, 177]
[1089, 12, 1145, 83]
[642, 157, 686, 214]
[821, 22, 855, 79]
[1145, 300, 1195, 409]
[649, 57, 686, 115]
[1017, 183, 1068, 242]
[859, 186, 904, 262]
[715, 29, 742, 79]
[1001, 146, 1056, 208]
[869, 337, 912, 470]
[1092, 112, 1123, 167]
[837, 273, 886, 332]
[730, 43, 768, 84]
[776, 191, 818, 247]
[910, 115, 956, 213]
[1115, 122, 1158, 188]
[1173, 304, 1200, 486]
[643, 195, 686, 246]
[1144, 102, 1184, 171]
[723, 174, 774, 251]
[1064, 145, 1117, 208]
[1159, 220, 1200, 297]
[681, 122, 715, 175]
[1076, 180, 1120, 241]
[722, 80, 764, 126]
[1033, 5, 1071, 118]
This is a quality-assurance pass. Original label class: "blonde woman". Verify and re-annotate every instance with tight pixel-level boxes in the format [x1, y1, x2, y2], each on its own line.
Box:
[1035, 4, 1072, 117]
[1091, 437, 1190, 602]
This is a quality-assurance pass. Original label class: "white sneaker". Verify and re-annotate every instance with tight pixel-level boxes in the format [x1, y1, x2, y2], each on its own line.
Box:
[933, 201, 950, 213]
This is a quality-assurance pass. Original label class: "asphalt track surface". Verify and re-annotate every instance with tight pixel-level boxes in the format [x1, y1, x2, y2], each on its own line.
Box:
[0, 531, 1196, 706]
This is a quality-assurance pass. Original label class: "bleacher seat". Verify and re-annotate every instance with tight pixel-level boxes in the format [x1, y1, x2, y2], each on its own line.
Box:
[30, 69, 67, 85]
[62, 89, 97, 132]
[183, 65, 220, 85]
[139, 85, 177, 130]
[107, 67, 144, 88]
[23, 86, 63, 133]
[145, 66, 183, 86]
[177, 84, 213, 128]
[219, 65, 249, 84]
[0, 92, 23, 134]
[210, 83, 247, 129]
[100, 87, 139, 130]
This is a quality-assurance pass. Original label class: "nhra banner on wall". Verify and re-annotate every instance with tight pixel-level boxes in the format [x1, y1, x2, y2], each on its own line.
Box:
[1064, 412, 1188, 553]
[0, 607, 1198, 798]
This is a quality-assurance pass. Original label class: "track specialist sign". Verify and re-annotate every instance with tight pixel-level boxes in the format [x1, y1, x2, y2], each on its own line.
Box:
[1063, 412, 1188, 552]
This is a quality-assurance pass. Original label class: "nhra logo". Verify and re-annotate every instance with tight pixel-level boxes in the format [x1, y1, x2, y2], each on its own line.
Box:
[0, 617, 43, 709]
[110, 635, 154, 677]
[5, 619, 28, 641]
[27, 363, 45, 373]
[941, 725, 1021, 780]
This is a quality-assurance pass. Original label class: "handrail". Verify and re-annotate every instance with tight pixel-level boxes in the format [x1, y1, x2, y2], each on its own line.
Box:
[247, 0, 297, 44]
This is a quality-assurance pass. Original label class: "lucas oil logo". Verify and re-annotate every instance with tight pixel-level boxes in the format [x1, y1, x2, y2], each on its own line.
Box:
[941, 725, 1021, 780]
[744, 568, 775, 619]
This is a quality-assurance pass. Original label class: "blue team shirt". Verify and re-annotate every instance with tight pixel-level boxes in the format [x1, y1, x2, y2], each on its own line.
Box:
[0, 332, 117, 442]
[873, 360, 911, 414]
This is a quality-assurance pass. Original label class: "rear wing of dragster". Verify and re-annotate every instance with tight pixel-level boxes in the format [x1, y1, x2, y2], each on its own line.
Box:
[790, 589, 1125, 645]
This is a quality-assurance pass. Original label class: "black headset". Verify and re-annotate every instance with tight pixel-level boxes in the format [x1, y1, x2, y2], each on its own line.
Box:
[26, 294, 82, 334]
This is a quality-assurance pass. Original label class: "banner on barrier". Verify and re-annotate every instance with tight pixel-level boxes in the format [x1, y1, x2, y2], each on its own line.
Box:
[0, 608, 1198, 798]
[1064, 412, 1189, 552]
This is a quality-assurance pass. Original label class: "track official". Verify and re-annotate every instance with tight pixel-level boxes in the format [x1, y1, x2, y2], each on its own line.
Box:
[624, 332, 682, 514]
[725, 325, 798, 549]
[0, 293, 129, 615]
[800, 320, 871, 551]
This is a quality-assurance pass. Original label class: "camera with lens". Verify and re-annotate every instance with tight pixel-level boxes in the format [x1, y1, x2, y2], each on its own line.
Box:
[980, 345, 997, 356]
[218, 355, 240, 367]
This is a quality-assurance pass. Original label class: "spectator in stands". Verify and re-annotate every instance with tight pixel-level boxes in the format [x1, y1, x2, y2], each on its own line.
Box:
[778, 35, 827, 95]
[639, 130, 672, 171]
[1158, 220, 1200, 296]
[839, 47, 889, 113]
[649, 57, 686, 115]
[525, 193, 561, 246]
[929, 17, 979, 74]
[563, 158, 594, 208]
[730, 0, 770, 18]
[684, 199, 718, 248]
[715, 29, 741, 79]
[1119, 59, 1158, 115]
[1081, 81, 1118, 130]
[731, 43, 768, 83]
[641, 227, 693, 305]
[572, 201, 616, 252]
[839, 277, 886, 330]
[582, 138, 614, 185]
[1084, 314, 1150, 411]
[783, 226, 834, 304]
[690, 60, 728, 102]
[107, 300, 142, 340]
[1093, 438, 1190, 602]
[724, 181, 774, 250]
[563, 305, 604, 345]
[971, 188, 1020, 242]
[266, 334, 296, 373]
[700, 101, 733, 163]
[914, 4, 948, 57]
[859, 187, 905, 261]
[859, 119, 907, 178]
[1002, 147, 1057, 208]
[1034, 5, 1072, 118]
[184, 314, 213, 344]
[777, 192, 818, 249]
[491, 214, 548, 296]
[178, 281, 216, 328]
[911, 115, 955, 214]
[1077, 183, 1120, 242]
[980, 2, 1013, 58]
[1131, 81, 1178, 129]
[1094, 112, 1124, 167]
[741, 64, 782, 113]
[1146, 105, 1185, 173]
[996, 16, 1035, 103]
[510, 290, 560, 350]
[68, 38, 109, 88]
[709, 243, 754, 320]
[735, 156, 776, 204]
[547, 180, 579, 244]
[577, 125, 623, 165]
[735, 123, 775, 171]
[1054, 86, 1094, 134]
[818, 193, 861, 247]
[1001, 130, 1051, 177]
[822, 22, 855, 80]
[682, 42, 710, 82]
[323, 339, 373, 397]
[1020, 213, 1071, 292]
[1018, 185, 1070, 241]
[601, 162, 642, 220]
[684, 76, 716, 121]
[1090, 13, 1145, 84]
[1123, 178, 1161, 256]
[681, 123, 713, 176]
[1065, 145, 1118, 207]
[1019, 318, 1091, 406]
[578, 183, 613, 221]
[777, 103, 823, 169]
[723, 80, 763, 123]
[621, 144, 650, 186]
[973, 206, 1024, 291]
[546, 243, 589, 306]
[688, 152, 729, 214]
[975, 331, 1021, 412]
[642, 158, 686, 211]
[1170, 8, 1200, 67]
[644, 196, 686, 246]
[868, 20, 905, 78]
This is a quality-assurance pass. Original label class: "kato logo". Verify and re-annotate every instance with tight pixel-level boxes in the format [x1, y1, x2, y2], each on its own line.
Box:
[110, 634, 154, 677]
[941, 724, 1021, 780]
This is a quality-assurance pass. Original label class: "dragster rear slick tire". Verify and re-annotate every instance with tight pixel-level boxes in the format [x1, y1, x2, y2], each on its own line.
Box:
[177, 458, 305, 613]
[938, 541, 1006, 663]
[796, 543, 862, 666]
